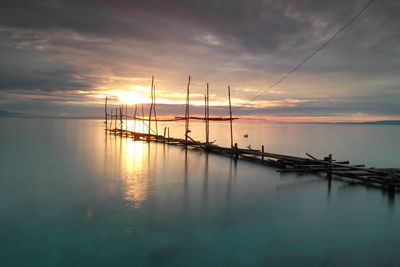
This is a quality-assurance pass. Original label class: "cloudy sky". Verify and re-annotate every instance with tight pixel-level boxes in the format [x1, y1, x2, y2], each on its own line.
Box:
[0, 0, 399, 121]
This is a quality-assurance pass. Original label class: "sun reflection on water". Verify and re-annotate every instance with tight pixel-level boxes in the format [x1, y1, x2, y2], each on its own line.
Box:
[124, 119, 147, 133]
[121, 138, 148, 208]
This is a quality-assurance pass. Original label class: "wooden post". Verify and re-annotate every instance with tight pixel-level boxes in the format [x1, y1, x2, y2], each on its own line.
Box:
[141, 104, 145, 133]
[133, 104, 137, 132]
[125, 104, 128, 131]
[328, 154, 332, 179]
[206, 83, 210, 144]
[119, 107, 123, 135]
[185, 75, 191, 143]
[115, 108, 118, 131]
[228, 86, 233, 148]
[167, 127, 170, 144]
[163, 127, 167, 138]
[153, 84, 158, 135]
[148, 76, 154, 136]
[262, 145, 265, 161]
[204, 94, 207, 145]
[109, 109, 113, 130]
[104, 96, 108, 131]
[234, 143, 238, 159]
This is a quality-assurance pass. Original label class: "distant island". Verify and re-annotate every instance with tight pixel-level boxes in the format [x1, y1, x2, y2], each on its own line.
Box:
[1, 110, 400, 125]
[0, 110, 101, 120]
[305, 120, 400, 125]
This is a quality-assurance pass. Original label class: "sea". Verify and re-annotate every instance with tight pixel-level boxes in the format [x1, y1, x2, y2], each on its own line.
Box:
[1, 118, 400, 266]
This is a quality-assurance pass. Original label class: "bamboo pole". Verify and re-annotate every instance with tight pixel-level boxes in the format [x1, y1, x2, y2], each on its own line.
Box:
[262, 145, 264, 161]
[115, 108, 118, 131]
[125, 104, 128, 131]
[133, 104, 137, 132]
[328, 154, 332, 179]
[228, 86, 233, 148]
[206, 83, 210, 144]
[119, 107, 123, 135]
[153, 84, 158, 135]
[148, 76, 154, 136]
[104, 96, 108, 130]
[234, 143, 238, 159]
[204, 94, 207, 144]
[185, 75, 191, 143]
[109, 109, 113, 130]
[141, 104, 145, 133]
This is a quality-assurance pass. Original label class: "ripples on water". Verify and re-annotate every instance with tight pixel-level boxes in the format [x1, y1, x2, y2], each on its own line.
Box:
[0, 118, 400, 266]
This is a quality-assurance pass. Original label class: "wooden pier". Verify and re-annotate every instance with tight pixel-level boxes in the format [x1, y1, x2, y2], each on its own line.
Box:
[104, 76, 400, 192]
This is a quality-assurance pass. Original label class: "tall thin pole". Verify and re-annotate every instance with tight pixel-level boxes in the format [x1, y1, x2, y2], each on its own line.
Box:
[110, 109, 113, 130]
[119, 107, 123, 135]
[104, 96, 108, 130]
[148, 76, 154, 136]
[141, 104, 145, 133]
[206, 83, 210, 144]
[153, 84, 158, 135]
[204, 94, 207, 144]
[133, 104, 137, 132]
[125, 104, 128, 131]
[114, 108, 118, 131]
[185, 75, 191, 142]
[228, 86, 233, 148]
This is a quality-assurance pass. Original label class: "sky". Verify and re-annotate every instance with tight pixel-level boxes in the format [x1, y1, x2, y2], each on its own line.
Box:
[0, 0, 399, 122]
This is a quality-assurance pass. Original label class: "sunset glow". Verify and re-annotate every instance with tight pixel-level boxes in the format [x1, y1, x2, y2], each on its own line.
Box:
[0, 0, 399, 123]
[119, 91, 149, 105]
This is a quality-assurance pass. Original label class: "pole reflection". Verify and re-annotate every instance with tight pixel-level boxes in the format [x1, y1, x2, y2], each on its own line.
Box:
[223, 157, 235, 225]
[183, 148, 189, 209]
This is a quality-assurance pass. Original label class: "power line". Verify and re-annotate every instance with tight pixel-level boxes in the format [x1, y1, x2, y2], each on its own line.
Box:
[233, 0, 377, 113]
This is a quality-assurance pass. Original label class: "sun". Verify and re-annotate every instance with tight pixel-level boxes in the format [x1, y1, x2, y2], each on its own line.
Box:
[119, 91, 149, 105]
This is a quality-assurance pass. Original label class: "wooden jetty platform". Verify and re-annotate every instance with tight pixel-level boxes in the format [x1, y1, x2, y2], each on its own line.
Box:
[104, 76, 400, 192]
[107, 127, 400, 191]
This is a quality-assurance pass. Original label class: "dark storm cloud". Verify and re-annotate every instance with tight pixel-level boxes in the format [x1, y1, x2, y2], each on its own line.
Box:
[3, 0, 394, 55]
[0, 0, 399, 118]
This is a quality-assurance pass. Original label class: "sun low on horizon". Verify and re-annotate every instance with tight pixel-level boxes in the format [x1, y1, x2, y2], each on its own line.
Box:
[105, 85, 151, 105]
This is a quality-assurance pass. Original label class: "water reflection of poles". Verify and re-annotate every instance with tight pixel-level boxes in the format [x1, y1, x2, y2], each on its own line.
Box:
[162, 138, 166, 170]
[224, 157, 234, 225]
[109, 109, 113, 130]
[203, 152, 209, 207]
[182, 148, 191, 226]
[388, 180, 395, 209]
[146, 141, 158, 222]
[327, 176, 332, 198]
[184, 149, 189, 200]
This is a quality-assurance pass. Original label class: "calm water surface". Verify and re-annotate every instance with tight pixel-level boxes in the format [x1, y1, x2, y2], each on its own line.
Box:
[1, 118, 400, 267]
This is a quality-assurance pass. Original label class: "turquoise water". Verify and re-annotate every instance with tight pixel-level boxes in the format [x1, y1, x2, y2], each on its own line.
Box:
[1, 118, 400, 266]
